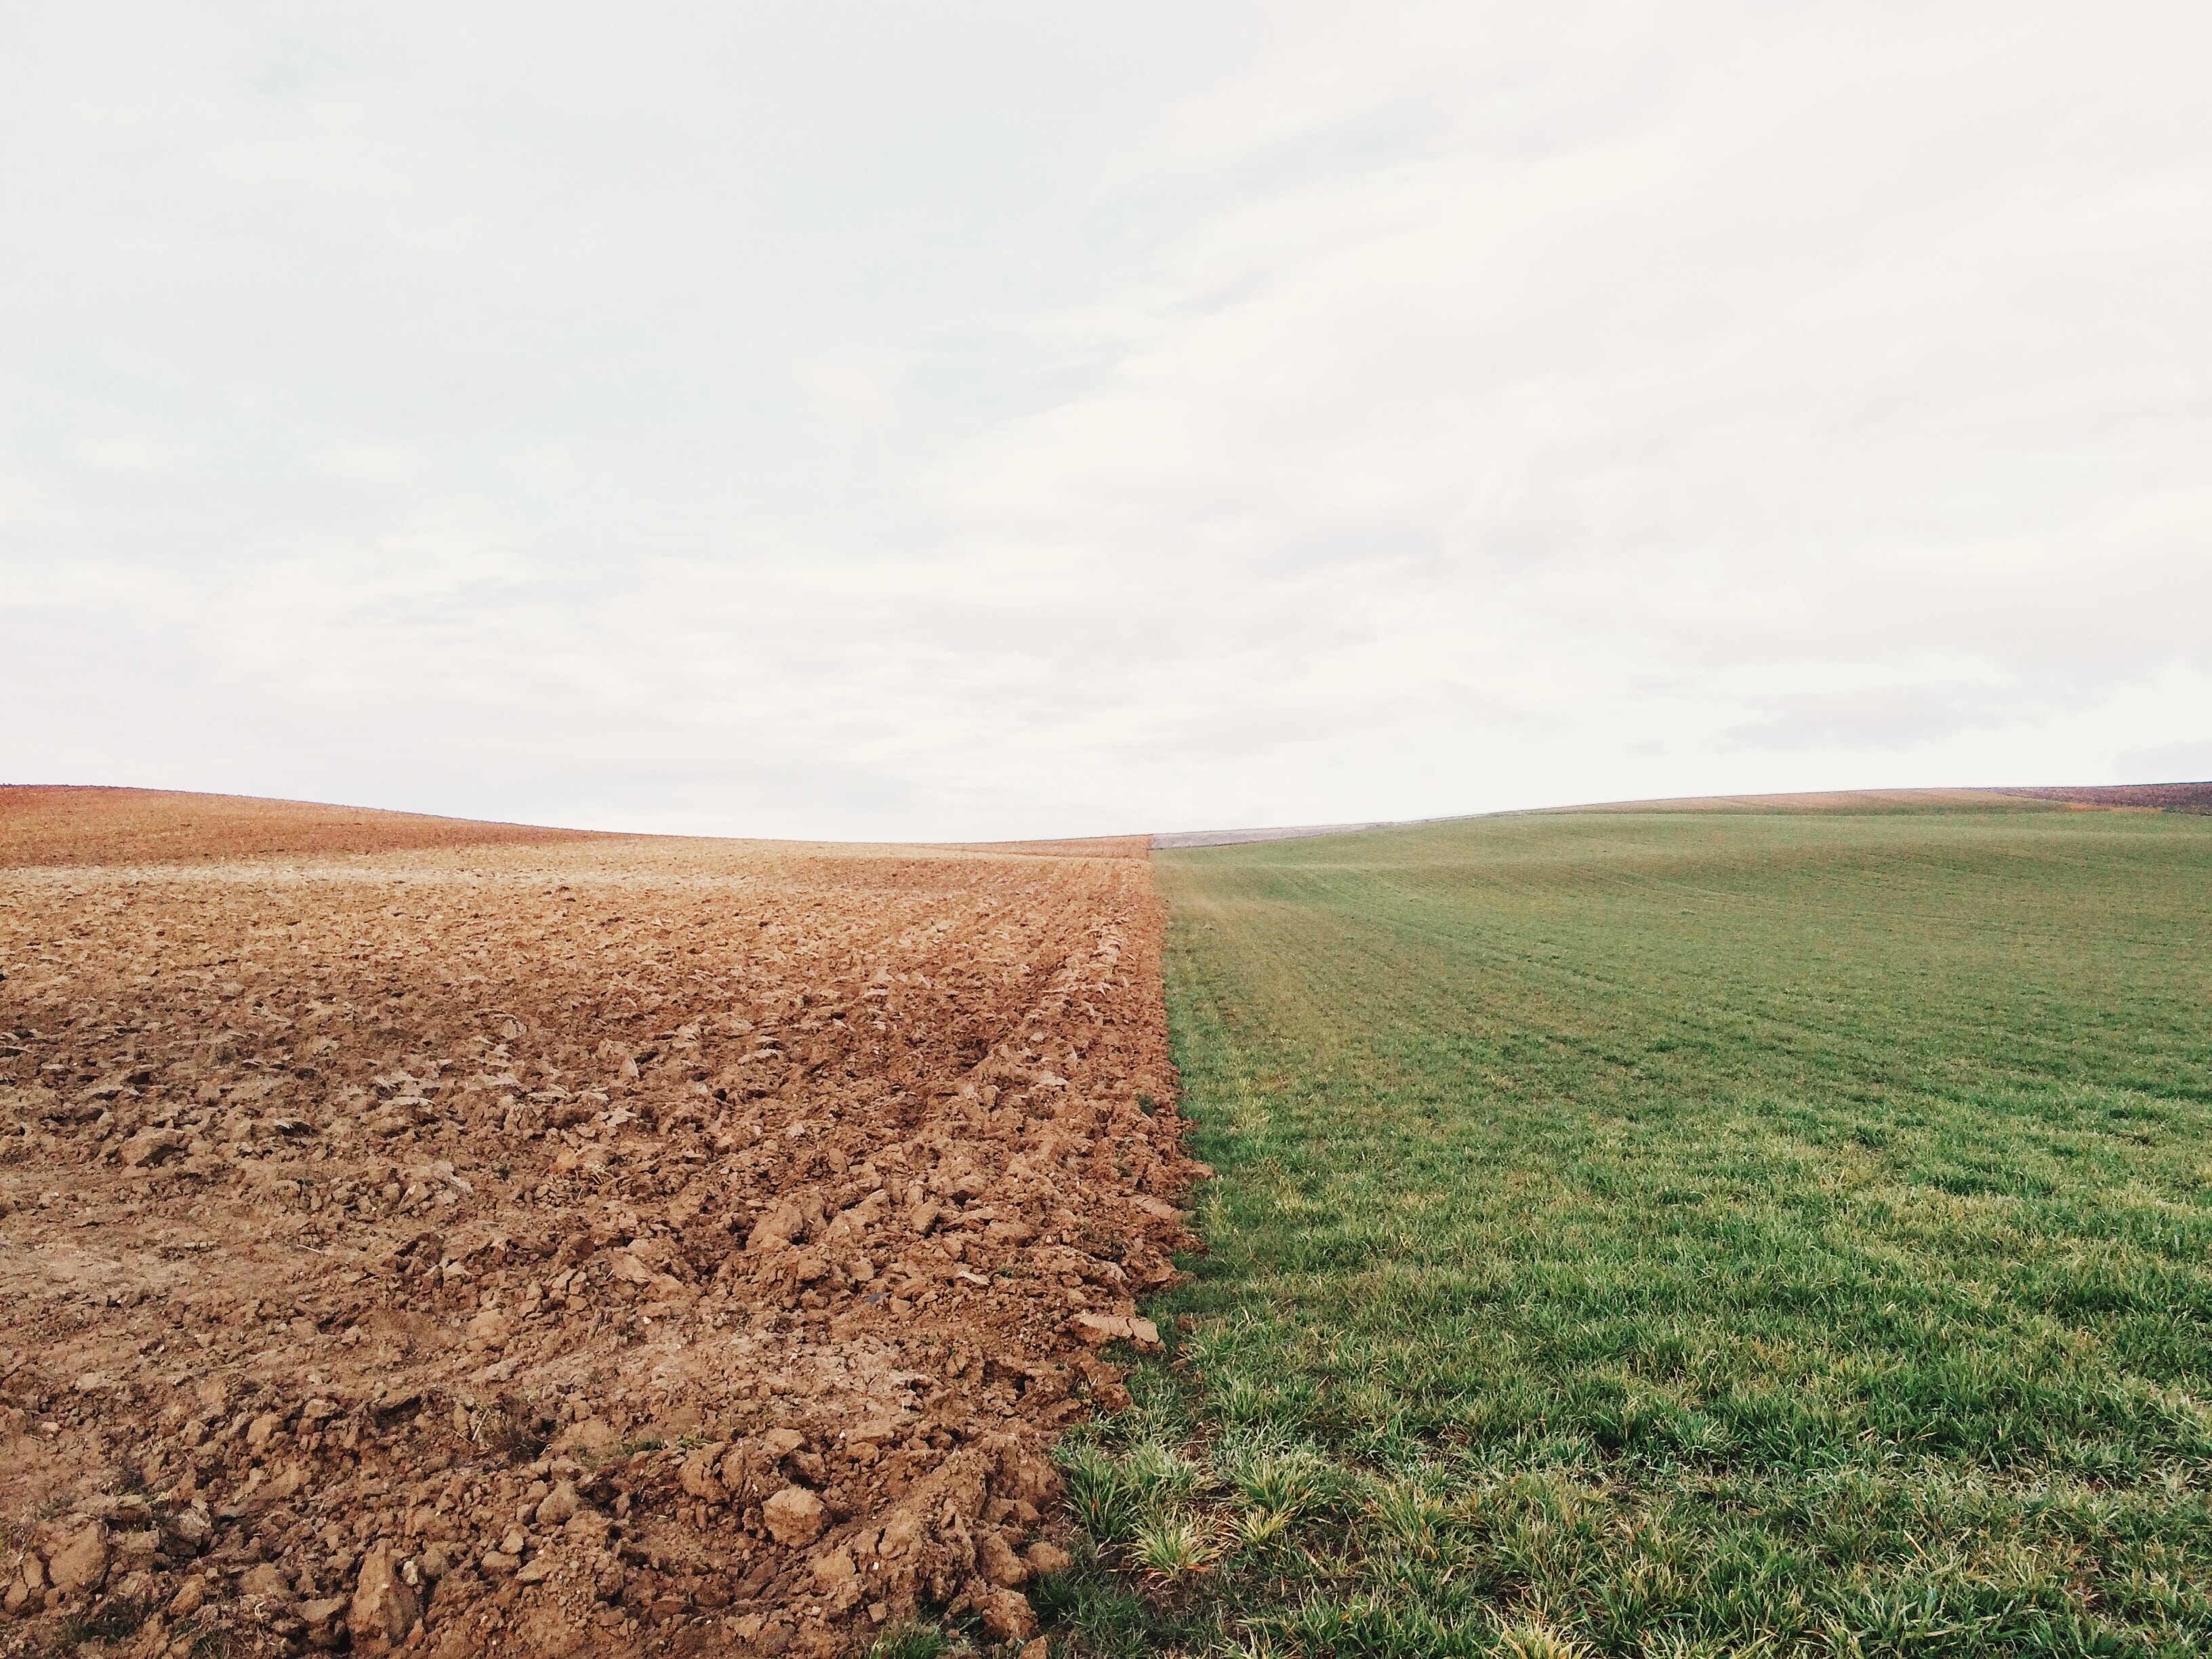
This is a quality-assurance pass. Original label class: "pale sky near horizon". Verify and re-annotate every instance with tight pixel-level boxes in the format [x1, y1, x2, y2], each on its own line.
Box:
[4, 4, 2209, 841]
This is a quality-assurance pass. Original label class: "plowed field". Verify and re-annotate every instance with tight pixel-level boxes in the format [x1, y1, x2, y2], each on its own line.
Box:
[0, 789, 1200, 1659]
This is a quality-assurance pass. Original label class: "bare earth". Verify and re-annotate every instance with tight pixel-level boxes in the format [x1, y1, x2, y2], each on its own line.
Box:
[939, 839, 1153, 862]
[0, 788, 611, 869]
[1, 789, 1201, 1659]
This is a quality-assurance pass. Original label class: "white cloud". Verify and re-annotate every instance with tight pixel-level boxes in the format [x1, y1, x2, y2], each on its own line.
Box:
[3, 3, 2209, 838]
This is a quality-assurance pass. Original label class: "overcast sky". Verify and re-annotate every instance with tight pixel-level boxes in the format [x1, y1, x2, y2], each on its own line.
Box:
[4, 5, 2208, 840]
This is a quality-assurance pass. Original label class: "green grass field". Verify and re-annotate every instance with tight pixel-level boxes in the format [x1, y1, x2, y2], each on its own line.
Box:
[1044, 808, 2212, 1658]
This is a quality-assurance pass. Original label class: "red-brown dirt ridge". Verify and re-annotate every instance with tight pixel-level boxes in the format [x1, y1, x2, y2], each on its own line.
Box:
[0, 789, 1205, 1658]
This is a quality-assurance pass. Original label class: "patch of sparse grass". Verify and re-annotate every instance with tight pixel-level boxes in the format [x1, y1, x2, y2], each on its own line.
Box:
[55, 1595, 150, 1649]
[1130, 1509, 1216, 1578]
[1049, 810, 2212, 1656]
[468, 1403, 547, 1462]
[1122, 1439, 1208, 1509]
[1224, 1448, 1325, 1520]
[1039, 1572, 1181, 1659]
[865, 1620, 956, 1659]
[1058, 1441, 1139, 1545]
[1227, 1502, 1294, 1558]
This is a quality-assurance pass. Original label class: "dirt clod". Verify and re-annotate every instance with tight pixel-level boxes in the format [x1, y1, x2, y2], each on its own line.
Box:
[45, 1525, 108, 1597]
[762, 1487, 829, 1547]
[352, 1540, 423, 1646]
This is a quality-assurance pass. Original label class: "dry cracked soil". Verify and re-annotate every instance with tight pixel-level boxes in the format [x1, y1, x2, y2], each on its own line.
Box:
[1, 788, 1203, 1659]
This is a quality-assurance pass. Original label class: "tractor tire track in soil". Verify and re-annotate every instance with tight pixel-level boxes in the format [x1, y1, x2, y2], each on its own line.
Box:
[0, 789, 1202, 1659]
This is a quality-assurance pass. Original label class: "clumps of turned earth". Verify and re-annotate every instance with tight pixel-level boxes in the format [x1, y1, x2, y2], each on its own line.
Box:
[0, 792, 1202, 1658]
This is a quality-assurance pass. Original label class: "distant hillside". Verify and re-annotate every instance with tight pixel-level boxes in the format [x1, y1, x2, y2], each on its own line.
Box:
[1151, 783, 2212, 850]
[945, 835, 1153, 859]
[1152, 822, 1388, 850]
[1555, 783, 2212, 815]
[0, 785, 607, 866]
[1996, 782, 2212, 813]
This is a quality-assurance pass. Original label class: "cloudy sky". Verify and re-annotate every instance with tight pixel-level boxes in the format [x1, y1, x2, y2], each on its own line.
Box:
[4, 4, 2208, 840]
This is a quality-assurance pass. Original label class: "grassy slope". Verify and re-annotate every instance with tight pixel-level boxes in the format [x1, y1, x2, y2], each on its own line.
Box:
[1050, 809, 2212, 1658]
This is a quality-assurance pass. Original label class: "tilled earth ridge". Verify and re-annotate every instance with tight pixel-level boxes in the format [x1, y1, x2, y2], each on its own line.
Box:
[1, 816, 1200, 1659]
[0, 787, 609, 869]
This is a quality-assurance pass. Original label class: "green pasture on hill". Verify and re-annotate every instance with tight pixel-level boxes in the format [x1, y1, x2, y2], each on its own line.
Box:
[1040, 808, 2212, 1659]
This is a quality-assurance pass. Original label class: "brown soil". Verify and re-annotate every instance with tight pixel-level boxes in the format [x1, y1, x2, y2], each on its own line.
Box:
[1, 792, 1200, 1659]
[0, 788, 609, 868]
[1994, 781, 2212, 813]
[939, 839, 1151, 862]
